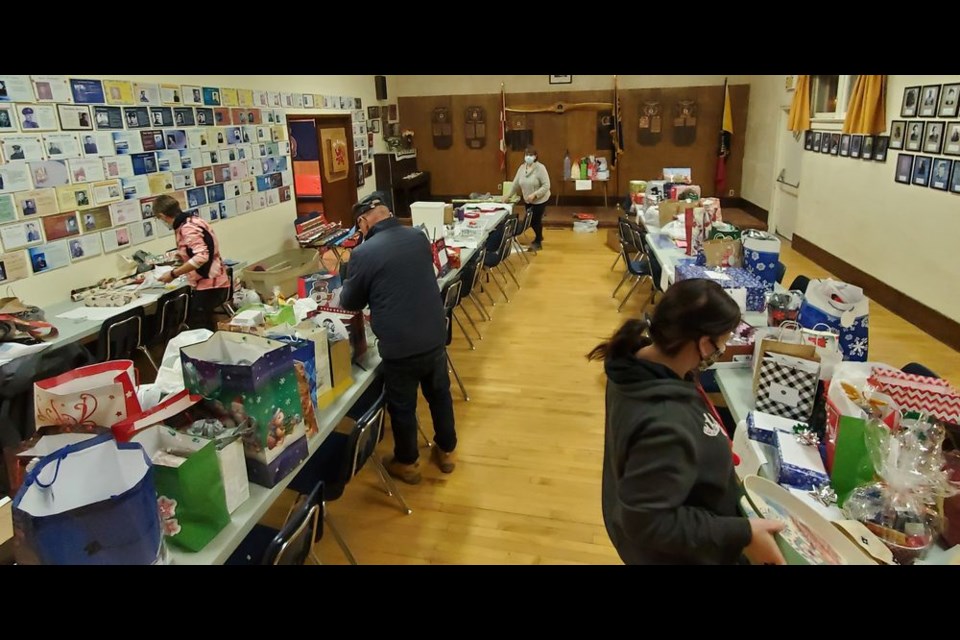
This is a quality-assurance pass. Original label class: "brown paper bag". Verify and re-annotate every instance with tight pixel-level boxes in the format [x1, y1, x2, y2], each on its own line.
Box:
[658, 200, 685, 227]
[703, 238, 743, 268]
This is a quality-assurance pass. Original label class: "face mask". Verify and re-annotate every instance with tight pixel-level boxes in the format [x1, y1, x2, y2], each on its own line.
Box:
[696, 339, 725, 372]
[524, 155, 535, 165]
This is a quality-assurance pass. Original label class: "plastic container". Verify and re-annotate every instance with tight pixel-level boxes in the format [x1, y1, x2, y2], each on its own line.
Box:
[241, 248, 320, 300]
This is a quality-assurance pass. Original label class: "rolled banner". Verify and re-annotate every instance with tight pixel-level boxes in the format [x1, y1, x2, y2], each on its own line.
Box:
[742, 229, 781, 292]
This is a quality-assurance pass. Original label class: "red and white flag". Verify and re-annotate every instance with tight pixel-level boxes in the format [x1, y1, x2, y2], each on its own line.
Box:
[499, 85, 506, 172]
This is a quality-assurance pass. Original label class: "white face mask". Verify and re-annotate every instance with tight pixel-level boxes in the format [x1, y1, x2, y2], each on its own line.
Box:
[524, 155, 536, 165]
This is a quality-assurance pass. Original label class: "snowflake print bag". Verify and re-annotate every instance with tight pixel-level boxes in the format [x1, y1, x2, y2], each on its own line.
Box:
[741, 229, 782, 292]
[180, 332, 308, 488]
[797, 279, 870, 362]
[34, 360, 141, 430]
[12, 434, 164, 564]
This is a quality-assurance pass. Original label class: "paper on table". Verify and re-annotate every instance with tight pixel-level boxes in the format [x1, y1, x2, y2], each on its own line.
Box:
[575, 179, 591, 191]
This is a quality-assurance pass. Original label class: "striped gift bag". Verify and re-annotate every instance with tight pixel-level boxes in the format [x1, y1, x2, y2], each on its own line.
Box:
[869, 367, 960, 426]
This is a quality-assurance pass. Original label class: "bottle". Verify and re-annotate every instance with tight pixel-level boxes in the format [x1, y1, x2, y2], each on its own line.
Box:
[563, 150, 571, 182]
[579, 157, 588, 180]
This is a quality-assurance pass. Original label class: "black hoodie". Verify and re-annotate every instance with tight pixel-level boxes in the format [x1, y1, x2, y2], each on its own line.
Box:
[601, 354, 751, 565]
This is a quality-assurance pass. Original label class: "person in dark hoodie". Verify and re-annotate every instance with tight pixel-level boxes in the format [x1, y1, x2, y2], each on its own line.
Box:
[588, 278, 785, 565]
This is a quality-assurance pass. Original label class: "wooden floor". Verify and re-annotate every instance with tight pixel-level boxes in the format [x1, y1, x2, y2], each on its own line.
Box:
[263, 228, 960, 564]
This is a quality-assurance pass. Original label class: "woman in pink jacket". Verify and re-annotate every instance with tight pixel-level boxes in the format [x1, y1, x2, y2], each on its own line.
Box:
[153, 194, 231, 331]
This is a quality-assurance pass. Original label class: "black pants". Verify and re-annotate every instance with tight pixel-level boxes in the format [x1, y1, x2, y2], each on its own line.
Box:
[188, 287, 230, 332]
[383, 345, 456, 464]
[527, 201, 546, 244]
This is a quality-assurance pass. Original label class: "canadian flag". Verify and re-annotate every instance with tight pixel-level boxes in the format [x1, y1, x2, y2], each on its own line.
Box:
[499, 86, 506, 172]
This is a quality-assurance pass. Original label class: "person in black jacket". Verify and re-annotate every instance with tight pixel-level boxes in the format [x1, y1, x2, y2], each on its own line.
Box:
[340, 191, 456, 485]
[588, 278, 785, 565]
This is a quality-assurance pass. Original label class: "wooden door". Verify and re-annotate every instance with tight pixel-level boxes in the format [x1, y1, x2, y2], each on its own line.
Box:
[288, 114, 357, 226]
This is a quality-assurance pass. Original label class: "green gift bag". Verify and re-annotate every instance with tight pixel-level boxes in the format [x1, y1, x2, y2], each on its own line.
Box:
[709, 223, 741, 241]
[131, 426, 230, 552]
[830, 416, 876, 507]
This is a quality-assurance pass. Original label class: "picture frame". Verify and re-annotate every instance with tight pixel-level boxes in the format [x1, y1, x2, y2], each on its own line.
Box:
[939, 83, 960, 118]
[923, 121, 944, 155]
[370, 118, 380, 134]
[839, 133, 851, 156]
[812, 131, 823, 150]
[355, 162, 364, 187]
[889, 120, 906, 149]
[850, 134, 862, 159]
[912, 155, 932, 186]
[819, 132, 830, 153]
[55, 104, 93, 131]
[549, 75, 573, 85]
[901, 86, 920, 117]
[0, 104, 19, 132]
[363, 162, 373, 178]
[895, 153, 914, 184]
[950, 159, 960, 193]
[829, 133, 840, 155]
[905, 121, 923, 151]
[367, 106, 380, 120]
[943, 121, 960, 156]
[387, 104, 398, 122]
[873, 135, 889, 162]
[804, 130, 813, 150]
[930, 158, 951, 191]
[861, 135, 874, 160]
[919, 85, 940, 117]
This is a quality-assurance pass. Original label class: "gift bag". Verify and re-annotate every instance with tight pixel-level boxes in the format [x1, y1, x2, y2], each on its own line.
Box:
[755, 353, 820, 421]
[112, 389, 250, 514]
[751, 322, 819, 395]
[801, 323, 843, 381]
[741, 230, 781, 292]
[316, 305, 367, 359]
[4, 426, 109, 495]
[180, 332, 307, 487]
[130, 426, 230, 551]
[12, 434, 163, 565]
[797, 279, 870, 362]
[868, 367, 960, 426]
[266, 334, 321, 440]
[683, 207, 712, 257]
[702, 237, 742, 268]
[34, 360, 141, 430]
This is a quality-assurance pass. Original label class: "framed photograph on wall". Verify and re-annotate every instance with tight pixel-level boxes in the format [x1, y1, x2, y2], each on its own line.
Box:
[839, 134, 851, 156]
[901, 86, 920, 117]
[919, 85, 940, 117]
[873, 135, 889, 162]
[905, 121, 923, 151]
[912, 155, 932, 186]
[861, 135, 874, 160]
[923, 121, 944, 154]
[889, 120, 906, 149]
[804, 130, 813, 150]
[812, 131, 822, 150]
[829, 133, 840, 155]
[931, 158, 951, 190]
[950, 160, 960, 193]
[820, 132, 831, 153]
[355, 162, 364, 187]
[895, 153, 914, 184]
[943, 121, 960, 156]
[940, 83, 960, 118]
[549, 75, 573, 85]
[56, 104, 93, 131]
[850, 134, 862, 158]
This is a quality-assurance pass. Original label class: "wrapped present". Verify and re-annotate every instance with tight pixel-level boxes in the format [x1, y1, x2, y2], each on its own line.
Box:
[773, 428, 830, 490]
[747, 410, 808, 446]
[742, 229, 781, 292]
[675, 264, 767, 312]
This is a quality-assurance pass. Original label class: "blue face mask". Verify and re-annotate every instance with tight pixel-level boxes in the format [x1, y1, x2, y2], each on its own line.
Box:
[524, 155, 535, 165]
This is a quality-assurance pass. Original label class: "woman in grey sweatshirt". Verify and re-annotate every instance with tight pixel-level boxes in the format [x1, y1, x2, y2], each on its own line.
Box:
[506, 145, 551, 251]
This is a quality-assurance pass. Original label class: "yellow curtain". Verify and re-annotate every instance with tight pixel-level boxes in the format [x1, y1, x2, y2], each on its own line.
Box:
[842, 75, 887, 135]
[787, 75, 811, 132]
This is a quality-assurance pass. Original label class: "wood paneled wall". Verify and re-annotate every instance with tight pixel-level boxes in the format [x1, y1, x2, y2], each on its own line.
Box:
[398, 83, 749, 201]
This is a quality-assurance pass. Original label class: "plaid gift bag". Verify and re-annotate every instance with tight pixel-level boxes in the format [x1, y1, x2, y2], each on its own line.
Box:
[755, 353, 820, 421]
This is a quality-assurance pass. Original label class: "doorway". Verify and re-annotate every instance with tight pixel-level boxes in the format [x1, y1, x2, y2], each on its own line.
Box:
[769, 106, 802, 240]
[287, 114, 357, 227]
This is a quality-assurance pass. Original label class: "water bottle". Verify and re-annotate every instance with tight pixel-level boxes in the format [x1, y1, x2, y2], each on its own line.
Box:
[563, 150, 571, 182]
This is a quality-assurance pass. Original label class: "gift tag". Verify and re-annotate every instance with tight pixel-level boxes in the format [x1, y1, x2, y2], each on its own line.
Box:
[767, 382, 801, 407]
[840, 309, 856, 328]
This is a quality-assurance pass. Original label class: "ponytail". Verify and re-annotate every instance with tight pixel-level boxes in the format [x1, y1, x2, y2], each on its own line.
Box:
[586, 318, 652, 362]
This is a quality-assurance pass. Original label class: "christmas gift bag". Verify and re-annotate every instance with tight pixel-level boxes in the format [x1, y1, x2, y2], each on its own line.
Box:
[741, 229, 781, 292]
[797, 279, 870, 362]
[34, 360, 141, 430]
[12, 434, 163, 565]
[755, 353, 821, 421]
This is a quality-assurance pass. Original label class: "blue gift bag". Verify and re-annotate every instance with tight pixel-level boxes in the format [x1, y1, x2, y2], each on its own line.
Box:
[12, 434, 163, 565]
[797, 279, 870, 362]
[742, 230, 781, 292]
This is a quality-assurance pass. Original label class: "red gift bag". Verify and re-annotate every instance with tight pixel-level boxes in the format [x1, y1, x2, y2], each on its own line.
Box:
[34, 360, 140, 430]
[869, 367, 960, 426]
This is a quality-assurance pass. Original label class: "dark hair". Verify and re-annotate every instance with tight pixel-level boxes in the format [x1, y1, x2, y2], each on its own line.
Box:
[152, 194, 182, 219]
[524, 145, 537, 156]
[587, 278, 741, 362]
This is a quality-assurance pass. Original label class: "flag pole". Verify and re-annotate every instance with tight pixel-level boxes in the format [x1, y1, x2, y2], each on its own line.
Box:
[500, 82, 508, 184]
[614, 75, 622, 214]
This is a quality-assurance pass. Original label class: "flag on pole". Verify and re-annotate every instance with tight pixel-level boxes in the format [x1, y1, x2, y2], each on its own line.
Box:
[499, 84, 507, 172]
[610, 78, 624, 168]
[715, 79, 734, 195]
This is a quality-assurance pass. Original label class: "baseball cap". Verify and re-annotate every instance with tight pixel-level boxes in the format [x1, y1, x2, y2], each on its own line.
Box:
[352, 191, 387, 220]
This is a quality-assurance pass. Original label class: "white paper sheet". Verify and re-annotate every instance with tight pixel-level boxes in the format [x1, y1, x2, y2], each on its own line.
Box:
[574, 179, 591, 191]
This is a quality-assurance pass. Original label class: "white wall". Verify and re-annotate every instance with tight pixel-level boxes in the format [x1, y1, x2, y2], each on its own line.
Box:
[395, 74, 751, 97]
[742, 74, 960, 322]
[9, 75, 384, 308]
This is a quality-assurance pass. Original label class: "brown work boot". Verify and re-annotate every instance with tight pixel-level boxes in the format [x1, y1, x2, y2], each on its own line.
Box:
[383, 456, 422, 485]
[431, 446, 457, 474]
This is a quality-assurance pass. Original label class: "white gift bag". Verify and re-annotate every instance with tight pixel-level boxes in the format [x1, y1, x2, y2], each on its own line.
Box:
[34, 360, 141, 429]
